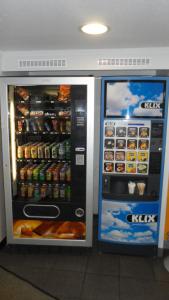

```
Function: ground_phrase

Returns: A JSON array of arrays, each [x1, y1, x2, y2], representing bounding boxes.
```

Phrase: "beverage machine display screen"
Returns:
[[105, 80, 165, 118]]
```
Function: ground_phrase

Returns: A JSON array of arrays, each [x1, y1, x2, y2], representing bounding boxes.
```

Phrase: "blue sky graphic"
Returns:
[[106, 81, 164, 117], [101, 201, 159, 244]]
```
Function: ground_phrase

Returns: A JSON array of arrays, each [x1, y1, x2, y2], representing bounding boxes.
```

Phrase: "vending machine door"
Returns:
[[0, 77, 94, 246]]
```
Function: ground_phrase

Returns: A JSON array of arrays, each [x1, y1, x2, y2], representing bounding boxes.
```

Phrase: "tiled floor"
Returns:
[[1, 217, 169, 300], [0, 246, 169, 300]]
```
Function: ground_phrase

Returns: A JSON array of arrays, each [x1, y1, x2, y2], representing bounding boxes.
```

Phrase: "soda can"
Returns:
[[27, 183, 34, 198], [53, 184, 59, 199]]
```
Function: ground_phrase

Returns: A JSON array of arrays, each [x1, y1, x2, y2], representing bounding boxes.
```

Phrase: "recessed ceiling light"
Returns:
[[81, 23, 108, 35]]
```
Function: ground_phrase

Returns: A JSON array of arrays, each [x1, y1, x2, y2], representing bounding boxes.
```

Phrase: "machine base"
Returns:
[[98, 241, 157, 256]]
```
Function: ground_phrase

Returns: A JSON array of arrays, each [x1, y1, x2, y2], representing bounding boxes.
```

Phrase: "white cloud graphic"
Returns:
[[101, 211, 130, 229], [134, 236, 155, 243], [101, 229, 132, 242], [134, 230, 152, 238], [106, 82, 139, 115], [102, 200, 134, 214], [148, 223, 158, 232]]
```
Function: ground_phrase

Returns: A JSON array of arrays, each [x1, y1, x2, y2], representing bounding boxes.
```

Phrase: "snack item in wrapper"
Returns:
[[104, 139, 115, 149], [139, 127, 149, 138], [104, 162, 114, 173], [138, 151, 148, 162], [126, 151, 137, 161], [104, 151, 114, 161], [126, 163, 136, 174], [115, 163, 125, 173], [58, 85, 71, 102], [138, 139, 149, 150], [116, 139, 126, 149], [105, 125, 115, 137], [116, 127, 126, 137], [115, 151, 125, 161], [128, 127, 138, 137], [137, 163, 148, 174], [127, 139, 137, 150]]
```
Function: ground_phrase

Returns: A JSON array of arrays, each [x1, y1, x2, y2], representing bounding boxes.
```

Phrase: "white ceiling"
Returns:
[[0, 0, 169, 51]]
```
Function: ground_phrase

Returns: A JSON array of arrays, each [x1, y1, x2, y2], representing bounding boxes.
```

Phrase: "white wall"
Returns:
[[2, 47, 169, 72]]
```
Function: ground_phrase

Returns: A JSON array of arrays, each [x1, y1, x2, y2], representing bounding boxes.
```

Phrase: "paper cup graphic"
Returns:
[[137, 182, 146, 195], [128, 181, 136, 194]]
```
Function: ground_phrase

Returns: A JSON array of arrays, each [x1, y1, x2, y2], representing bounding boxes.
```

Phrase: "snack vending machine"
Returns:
[[98, 77, 169, 254], [1, 77, 94, 246]]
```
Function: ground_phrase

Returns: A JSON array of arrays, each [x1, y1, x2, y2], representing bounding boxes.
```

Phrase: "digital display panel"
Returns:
[[105, 80, 165, 118]]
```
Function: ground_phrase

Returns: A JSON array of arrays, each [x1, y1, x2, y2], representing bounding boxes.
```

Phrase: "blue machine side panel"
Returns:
[[99, 200, 159, 244]]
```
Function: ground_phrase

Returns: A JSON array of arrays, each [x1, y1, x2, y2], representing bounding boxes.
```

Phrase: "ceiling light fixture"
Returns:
[[81, 23, 108, 35]]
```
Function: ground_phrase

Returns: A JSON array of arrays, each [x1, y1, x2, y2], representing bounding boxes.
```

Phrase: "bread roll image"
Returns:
[[13, 220, 42, 238], [55, 221, 86, 239]]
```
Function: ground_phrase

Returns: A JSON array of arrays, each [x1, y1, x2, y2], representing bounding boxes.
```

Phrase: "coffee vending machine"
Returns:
[[98, 77, 169, 255]]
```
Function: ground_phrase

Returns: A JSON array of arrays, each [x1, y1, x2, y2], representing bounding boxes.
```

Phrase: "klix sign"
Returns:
[[127, 214, 158, 223], [141, 102, 163, 110]]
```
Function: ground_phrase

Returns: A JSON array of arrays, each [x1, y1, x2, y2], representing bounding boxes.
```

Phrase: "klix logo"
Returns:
[[141, 102, 163, 110], [127, 214, 158, 223]]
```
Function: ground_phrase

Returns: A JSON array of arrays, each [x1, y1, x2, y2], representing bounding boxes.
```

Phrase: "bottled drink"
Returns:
[[51, 144, 58, 159], [47, 184, 53, 198], [17, 120, 24, 132], [66, 185, 71, 201], [27, 183, 34, 198], [52, 119, 59, 132], [25, 144, 31, 159], [66, 165, 71, 182], [20, 183, 27, 197], [27, 164, 37, 181], [58, 143, 65, 159], [17, 146, 24, 159], [60, 184, 66, 199], [65, 140, 71, 159], [34, 184, 40, 201], [60, 166, 66, 182], [40, 184, 47, 199], [31, 144, 38, 159], [25, 119, 29, 132], [53, 184, 59, 199], [66, 120, 71, 133]]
